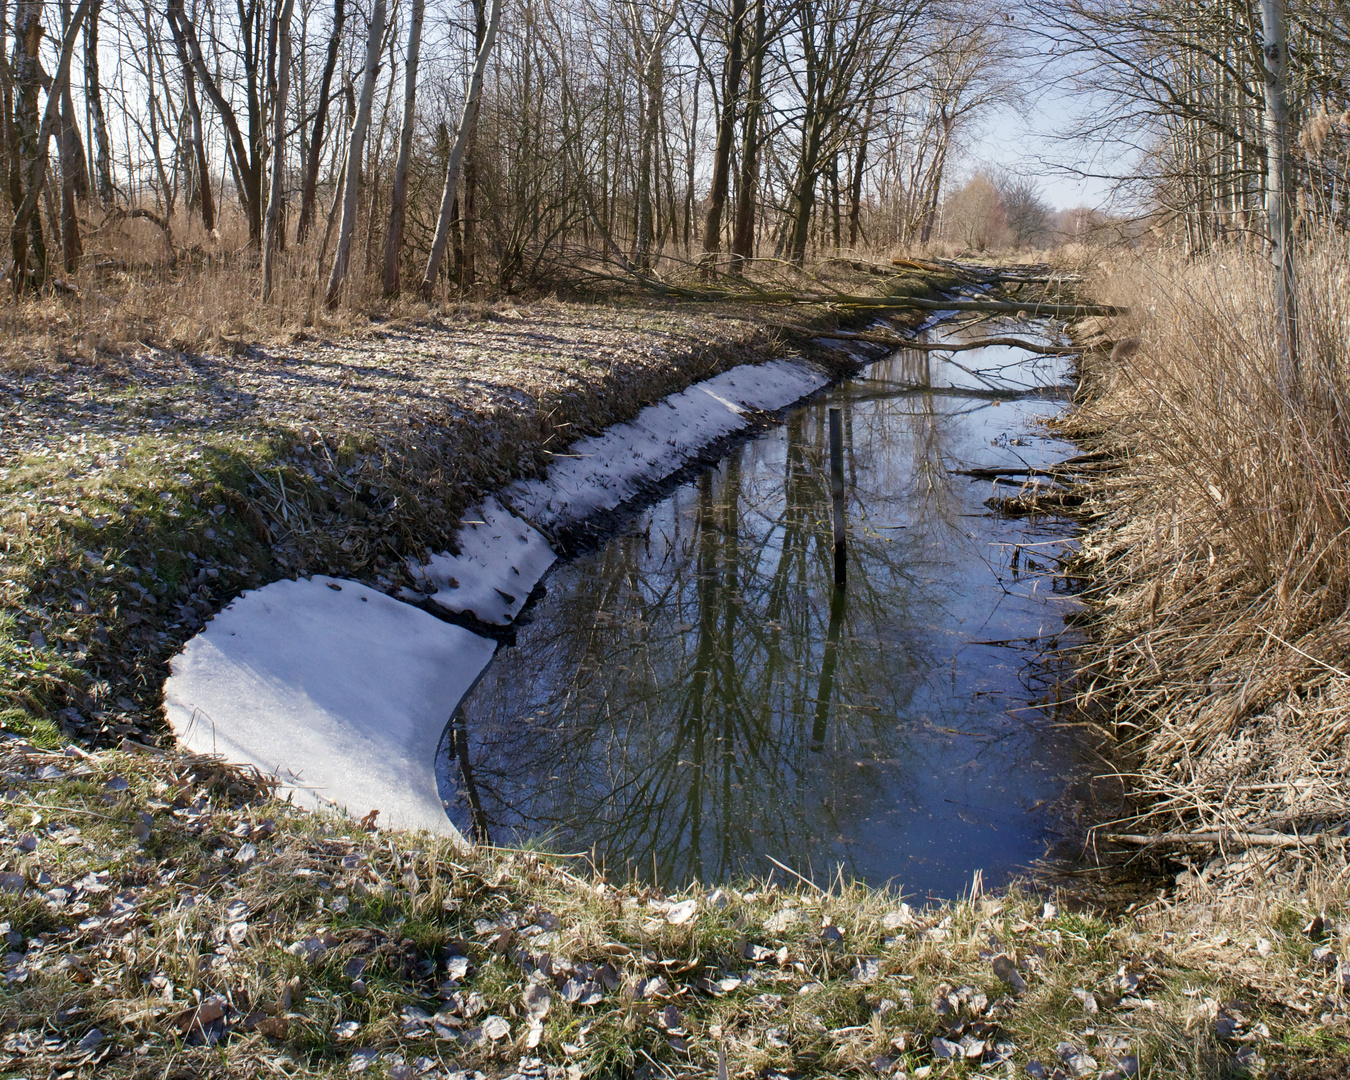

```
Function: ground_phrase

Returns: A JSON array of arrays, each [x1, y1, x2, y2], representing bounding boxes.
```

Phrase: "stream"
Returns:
[[436, 318, 1111, 898]]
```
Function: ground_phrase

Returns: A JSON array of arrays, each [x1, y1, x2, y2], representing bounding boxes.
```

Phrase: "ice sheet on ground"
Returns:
[[164, 576, 496, 841], [506, 358, 828, 530], [409, 496, 556, 625]]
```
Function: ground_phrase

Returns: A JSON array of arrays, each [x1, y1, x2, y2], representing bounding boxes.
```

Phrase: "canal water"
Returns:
[[437, 320, 1107, 898]]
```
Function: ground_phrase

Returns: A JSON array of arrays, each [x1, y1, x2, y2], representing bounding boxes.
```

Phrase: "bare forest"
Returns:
[[0, 0, 1345, 333]]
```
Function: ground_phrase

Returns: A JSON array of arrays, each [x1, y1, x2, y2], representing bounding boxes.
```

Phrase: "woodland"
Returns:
[[0, 0, 1338, 321]]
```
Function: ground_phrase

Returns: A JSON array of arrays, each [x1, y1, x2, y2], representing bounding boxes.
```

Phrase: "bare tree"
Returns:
[[419, 0, 500, 300], [1261, 0, 1297, 375], [168, 0, 267, 244], [262, 0, 297, 300], [324, 0, 385, 307], [698, 0, 745, 275], [381, 0, 422, 296], [295, 0, 345, 241]]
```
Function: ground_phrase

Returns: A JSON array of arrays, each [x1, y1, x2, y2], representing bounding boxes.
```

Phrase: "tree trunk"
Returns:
[[634, 35, 665, 272], [729, 0, 765, 271], [460, 0, 485, 285], [57, 0, 86, 271], [166, 4, 215, 231], [83, 0, 114, 204], [419, 0, 500, 300], [296, 0, 345, 242], [829, 152, 841, 250], [787, 115, 823, 265], [1260, 0, 1298, 378], [10, 0, 91, 293], [847, 110, 869, 248], [699, 0, 746, 277], [324, 0, 385, 308], [381, 0, 422, 296], [11, 0, 49, 288], [262, 0, 296, 300]]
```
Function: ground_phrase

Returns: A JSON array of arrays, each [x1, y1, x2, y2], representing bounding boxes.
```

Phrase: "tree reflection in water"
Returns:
[[440, 338, 1099, 896]]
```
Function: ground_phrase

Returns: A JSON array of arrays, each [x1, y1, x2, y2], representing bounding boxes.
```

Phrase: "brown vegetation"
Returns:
[[1066, 239, 1350, 872]]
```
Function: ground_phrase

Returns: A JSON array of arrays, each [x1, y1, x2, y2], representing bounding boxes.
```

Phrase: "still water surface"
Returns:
[[439, 322, 1102, 897]]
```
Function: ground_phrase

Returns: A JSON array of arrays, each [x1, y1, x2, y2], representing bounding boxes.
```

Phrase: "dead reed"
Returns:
[[1067, 238, 1350, 844]]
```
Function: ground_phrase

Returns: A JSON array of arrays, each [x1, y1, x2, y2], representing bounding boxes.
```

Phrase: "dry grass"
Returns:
[[2, 734, 1346, 1079], [1065, 238, 1350, 848]]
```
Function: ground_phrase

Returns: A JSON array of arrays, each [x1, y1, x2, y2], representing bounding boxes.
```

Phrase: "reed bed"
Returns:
[[1067, 238, 1350, 848]]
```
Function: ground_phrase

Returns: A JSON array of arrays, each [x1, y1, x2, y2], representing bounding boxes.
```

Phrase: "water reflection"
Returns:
[[440, 325, 1099, 896]]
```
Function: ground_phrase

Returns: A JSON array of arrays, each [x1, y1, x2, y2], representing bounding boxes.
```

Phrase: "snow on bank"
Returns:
[[408, 496, 555, 625], [505, 358, 829, 531], [164, 576, 496, 841], [164, 356, 832, 839]]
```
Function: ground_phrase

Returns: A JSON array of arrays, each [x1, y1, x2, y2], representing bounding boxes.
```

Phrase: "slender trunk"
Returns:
[[83, 0, 114, 204], [262, 0, 296, 300], [166, 5, 215, 230], [787, 117, 823, 265], [634, 34, 664, 271], [1260, 0, 1298, 378], [58, 0, 85, 271], [729, 0, 764, 271], [361, 36, 396, 278], [917, 118, 951, 244], [699, 0, 746, 277], [315, 105, 349, 274], [324, 0, 385, 308], [450, 192, 463, 282], [381, 0, 423, 296], [829, 152, 840, 250], [460, 0, 485, 285], [141, 2, 173, 213], [295, 0, 344, 241], [847, 110, 869, 248], [420, 0, 500, 300]]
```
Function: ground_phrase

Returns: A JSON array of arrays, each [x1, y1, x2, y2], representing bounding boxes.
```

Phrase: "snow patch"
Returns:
[[505, 358, 828, 531], [409, 497, 555, 625], [163, 576, 496, 841]]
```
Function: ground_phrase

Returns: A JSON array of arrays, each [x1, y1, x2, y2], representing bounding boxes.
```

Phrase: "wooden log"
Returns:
[[1106, 829, 1339, 849]]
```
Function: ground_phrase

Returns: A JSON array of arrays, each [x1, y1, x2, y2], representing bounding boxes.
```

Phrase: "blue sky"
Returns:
[[962, 87, 1120, 211]]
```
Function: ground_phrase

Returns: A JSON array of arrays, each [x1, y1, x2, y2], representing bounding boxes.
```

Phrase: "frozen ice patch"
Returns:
[[164, 576, 495, 841], [506, 359, 827, 531], [409, 497, 556, 626]]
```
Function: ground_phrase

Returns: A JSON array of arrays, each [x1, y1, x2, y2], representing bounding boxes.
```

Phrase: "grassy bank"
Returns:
[[0, 260, 959, 753], [1, 734, 1343, 1079]]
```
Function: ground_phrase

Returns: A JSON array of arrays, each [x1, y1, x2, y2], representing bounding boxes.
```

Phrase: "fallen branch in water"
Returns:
[[818, 329, 1086, 355], [625, 278, 1126, 319]]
